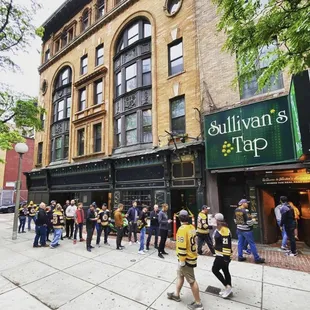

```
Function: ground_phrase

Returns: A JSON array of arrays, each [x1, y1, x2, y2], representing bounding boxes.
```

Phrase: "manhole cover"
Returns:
[[205, 285, 221, 295]]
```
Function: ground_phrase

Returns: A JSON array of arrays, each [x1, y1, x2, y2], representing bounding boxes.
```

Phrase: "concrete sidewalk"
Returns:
[[0, 214, 309, 310]]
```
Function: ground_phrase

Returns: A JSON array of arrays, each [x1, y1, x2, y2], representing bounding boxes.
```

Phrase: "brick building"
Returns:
[[0, 138, 34, 205], [26, 0, 205, 218], [195, 1, 310, 245]]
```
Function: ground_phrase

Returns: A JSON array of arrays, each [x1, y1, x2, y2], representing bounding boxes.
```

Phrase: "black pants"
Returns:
[[158, 229, 168, 253], [128, 222, 138, 242], [66, 219, 74, 238], [285, 226, 297, 254], [18, 217, 26, 232], [197, 233, 215, 254], [146, 225, 159, 248], [116, 227, 123, 249], [212, 256, 231, 287], [86, 226, 95, 249], [46, 227, 52, 241], [102, 226, 110, 243], [74, 223, 83, 240]]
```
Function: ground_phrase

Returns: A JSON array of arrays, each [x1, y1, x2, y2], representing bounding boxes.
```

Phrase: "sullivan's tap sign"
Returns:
[[204, 96, 300, 169]]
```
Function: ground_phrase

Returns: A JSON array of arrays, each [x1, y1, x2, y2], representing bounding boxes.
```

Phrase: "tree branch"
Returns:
[[1, 112, 16, 124], [0, 0, 13, 34]]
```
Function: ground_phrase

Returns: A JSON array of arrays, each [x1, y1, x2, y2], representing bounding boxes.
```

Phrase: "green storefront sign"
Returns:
[[204, 96, 301, 169]]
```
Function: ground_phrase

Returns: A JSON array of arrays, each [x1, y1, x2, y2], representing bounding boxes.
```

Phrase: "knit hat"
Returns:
[[179, 209, 188, 216], [214, 213, 224, 222]]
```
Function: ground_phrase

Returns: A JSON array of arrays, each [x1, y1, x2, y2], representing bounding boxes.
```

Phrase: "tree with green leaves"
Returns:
[[212, 0, 310, 91], [0, 0, 44, 153]]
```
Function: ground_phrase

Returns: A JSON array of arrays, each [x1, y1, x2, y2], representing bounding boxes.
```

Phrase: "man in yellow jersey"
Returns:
[[167, 210, 204, 310]]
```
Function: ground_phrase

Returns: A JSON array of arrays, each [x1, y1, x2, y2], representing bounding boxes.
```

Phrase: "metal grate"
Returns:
[[205, 286, 221, 295]]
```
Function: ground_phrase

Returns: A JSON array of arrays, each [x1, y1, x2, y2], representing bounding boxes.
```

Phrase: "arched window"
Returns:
[[81, 9, 89, 31], [50, 66, 72, 162], [114, 19, 152, 149]]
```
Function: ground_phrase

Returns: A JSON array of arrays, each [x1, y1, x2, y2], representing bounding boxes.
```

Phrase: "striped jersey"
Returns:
[[213, 226, 232, 258], [234, 207, 254, 231], [176, 224, 197, 267]]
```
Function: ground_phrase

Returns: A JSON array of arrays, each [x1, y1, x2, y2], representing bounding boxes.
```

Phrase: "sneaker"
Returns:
[[73, 240, 77, 245], [158, 253, 165, 259], [33, 245, 41, 248], [222, 286, 232, 299], [219, 288, 226, 296], [167, 292, 181, 302], [22, 231, 26, 233], [120, 245, 125, 249], [129, 241, 133, 245], [90, 245, 95, 249], [138, 250, 145, 255], [281, 246, 288, 251], [135, 241, 140, 244], [104, 242, 110, 246], [212, 254, 217, 257], [243, 250, 251, 255], [50, 245, 56, 249], [255, 258, 265, 264], [187, 301, 204, 310], [87, 248, 91, 252], [162, 251, 169, 255], [238, 257, 246, 262], [146, 247, 150, 251], [116, 247, 123, 250], [286, 251, 298, 257], [41, 244, 49, 248]]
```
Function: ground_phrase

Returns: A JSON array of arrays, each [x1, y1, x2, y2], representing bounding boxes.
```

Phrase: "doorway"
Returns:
[[170, 189, 197, 220], [91, 191, 109, 208]]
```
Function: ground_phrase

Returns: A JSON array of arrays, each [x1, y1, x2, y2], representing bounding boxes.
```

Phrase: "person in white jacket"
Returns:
[[65, 200, 77, 239]]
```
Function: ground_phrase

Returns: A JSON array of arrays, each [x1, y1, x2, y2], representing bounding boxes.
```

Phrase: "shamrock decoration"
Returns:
[[222, 141, 234, 157]]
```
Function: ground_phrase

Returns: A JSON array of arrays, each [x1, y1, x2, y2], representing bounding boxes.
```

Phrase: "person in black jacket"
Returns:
[[146, 204, 159, 250], [86, 204, 98, 252], [158, 203, 172, 258], [33, 202, 49, 248], [138, 207, 148, 254], [46, 206, 53, 242], [126, 200, 139, 245], [280, 196, 297, 256]]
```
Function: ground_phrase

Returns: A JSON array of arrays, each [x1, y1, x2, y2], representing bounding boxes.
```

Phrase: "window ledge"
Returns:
[[72, 152, 106, 161], [74, 66, 107, 88], [73, 102, 106, 124], [239, 88, 287, 104], [168, 70, 186, 80]]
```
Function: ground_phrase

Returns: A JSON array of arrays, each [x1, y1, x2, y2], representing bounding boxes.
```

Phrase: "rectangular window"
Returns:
[[93, 123, 102, 153], [94, 80, 103, 105], [125, 63, 137, 92], [66, 96, 71, 118], [116, 118, 122, 147], [171, 96, 185, 134], [82, 12, 89, 31], [169, 39, 184, 76], [142, 109, 152, 143], [79, 88, 86, 111], [61, 68, 69, 85], [144, 23, 151, 38], [62, 32, 68, 48], [125, 113, 137, 145], [40, 113, 45, 129], [98, 0, 105, 18], [68, 28, 74, 42], [54, 39, 60, 53], [128, 23, 139, 45], [77, 129, 85, 156], [64, 135, 69, 159], [57, 100, 64, 120], [37, 142, 43, 164], [44, 49, 50, 62], [55, 137, 63, 160], [96, 44, 104, 66], [80, 55, 88, 75], [240, 42, 283, 99], [116, 72, 122, 97], [142, 58, 151, 86]]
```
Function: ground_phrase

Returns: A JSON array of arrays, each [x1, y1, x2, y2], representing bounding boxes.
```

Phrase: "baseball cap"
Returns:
[[214, 213, 224, 222], [238, 199, 249, 205], [179, 209, 188, 216], [50, 200, 56, 204], [91, 202, 97, 207], [102, 203, 107, 207], [201, 205, 210, 211]]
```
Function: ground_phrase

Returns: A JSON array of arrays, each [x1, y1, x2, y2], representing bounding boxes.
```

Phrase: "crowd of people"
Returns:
[[17, 194, 299, 310]]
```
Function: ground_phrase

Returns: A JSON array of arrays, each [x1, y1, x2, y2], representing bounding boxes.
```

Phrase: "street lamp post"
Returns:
[[12, 143, 29, 240]]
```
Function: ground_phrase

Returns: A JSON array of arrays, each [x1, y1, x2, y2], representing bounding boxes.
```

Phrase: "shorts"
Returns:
[[177, 265, 195, 284]]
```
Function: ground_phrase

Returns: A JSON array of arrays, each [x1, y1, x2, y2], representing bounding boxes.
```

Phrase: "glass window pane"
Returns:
[[96, 81, 102, 94], [61, 69, 68, 84], [126, 129, 137, 145], [97, 46, 103, 58], [241, 75, 259, 99], [117, 118, 121, 133], [128, 23, 139, 45], [143, 110, 152, 126], [126, 63, 137, 79], [144, 23, 151, 38], [56, 137, 62, 149], [126, 77, 137, 92], [142, 58, 151, 73], [170, 41, 183, 61], [143, 72, 151, 86], [117, 72, 122, 85], [116, 134, 121, 147], [170, 57, 184, 75], [172, 116, 185, 134], [143, 126, 152, 143], [58, 100, 64, 111], [126, 113, 137, 130], [171, 98, 185, 118], [81, 89, 86, 101]]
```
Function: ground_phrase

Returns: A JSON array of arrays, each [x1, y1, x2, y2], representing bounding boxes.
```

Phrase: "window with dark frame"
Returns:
[[79, 88, 86, 111], [77, 129, 85, 156], [97, 0, 105, 18], [93, 123, 102, 153], [240, 42, 284, 99], [82, 10, 89, 31], [62, 32, 68, 47], [37, 142, 43, 164], [170, 96, 185, 134], [68, 28, 74, 42], [168, 39, 184, 76], [96, 44, 104, 66], [54, 39, 60, 53], [80, 55, 88, 75], [55, 137, 63, 161], [114, 19, 152, 148], [44, 49, 50, 62], [94, 80, 103, 105], [40, 113, 45, 129]]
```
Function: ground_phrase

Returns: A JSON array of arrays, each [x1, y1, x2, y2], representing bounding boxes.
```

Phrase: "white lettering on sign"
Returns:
[[208, 108, 288, 158]]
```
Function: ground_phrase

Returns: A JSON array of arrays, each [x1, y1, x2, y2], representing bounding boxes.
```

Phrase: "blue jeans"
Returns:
[[139, 227, 146, 251], [19, 216, 26, 232], [237, 230, 260, 261], [33, 225, 47, 246], [277, 220, 287, 247], [51, 228, 62, 247], [28, 216, 36, 230]]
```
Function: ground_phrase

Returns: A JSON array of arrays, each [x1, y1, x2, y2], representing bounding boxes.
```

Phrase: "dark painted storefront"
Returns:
[[204, 73, 310, 246]]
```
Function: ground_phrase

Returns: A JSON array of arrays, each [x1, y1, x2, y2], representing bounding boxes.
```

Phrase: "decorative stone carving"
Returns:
[[124, 93, 137, 111], [124, 48, 137, 63]]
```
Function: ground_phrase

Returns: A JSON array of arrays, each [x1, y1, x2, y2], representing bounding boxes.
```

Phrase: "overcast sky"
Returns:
[[0, 0, 65, 97]]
